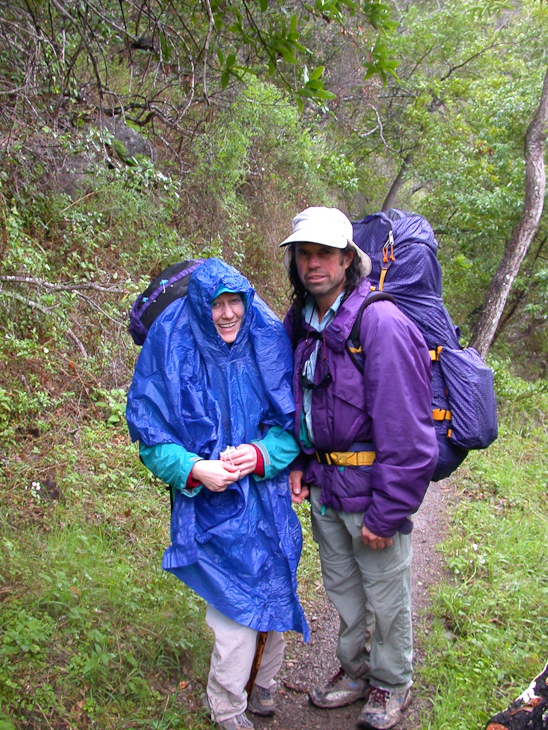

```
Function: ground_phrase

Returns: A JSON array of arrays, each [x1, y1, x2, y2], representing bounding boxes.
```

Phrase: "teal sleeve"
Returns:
[[251, 426, 301, 481], [139, 442, 203, 497]]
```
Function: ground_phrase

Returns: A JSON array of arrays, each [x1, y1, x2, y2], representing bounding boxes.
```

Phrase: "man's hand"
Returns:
[[289, 470, 309, 504], [362, 525, 393, 550], [191, 460, 240, 492], [225, 444, 257, 477]]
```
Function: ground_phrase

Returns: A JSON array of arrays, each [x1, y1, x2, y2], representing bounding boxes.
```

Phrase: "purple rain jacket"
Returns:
[[285, 278, 439, 538]]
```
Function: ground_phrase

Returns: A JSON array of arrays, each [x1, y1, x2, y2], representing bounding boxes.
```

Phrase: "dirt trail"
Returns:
[[252, 478, 452, 730]]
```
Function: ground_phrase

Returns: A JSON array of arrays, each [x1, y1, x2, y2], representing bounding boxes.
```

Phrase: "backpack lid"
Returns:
[[128, 259, 203, 345]]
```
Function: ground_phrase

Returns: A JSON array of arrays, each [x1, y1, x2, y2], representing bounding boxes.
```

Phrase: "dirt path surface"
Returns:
[[252, 479, 452, 730]]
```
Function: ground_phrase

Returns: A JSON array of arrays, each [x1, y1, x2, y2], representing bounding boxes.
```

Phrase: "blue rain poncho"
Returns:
[[126, 259, 309, 639]]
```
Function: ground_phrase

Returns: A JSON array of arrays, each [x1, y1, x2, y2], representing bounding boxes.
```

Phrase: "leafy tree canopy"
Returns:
[[321, 0, 548, 366], [0, 0, 398, 139]]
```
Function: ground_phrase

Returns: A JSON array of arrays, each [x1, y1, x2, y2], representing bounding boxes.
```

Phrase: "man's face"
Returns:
[[294, 242, 353, 304]]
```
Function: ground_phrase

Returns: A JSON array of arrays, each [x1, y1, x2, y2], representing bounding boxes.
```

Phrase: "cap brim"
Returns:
[[279, 228, 347, 249]]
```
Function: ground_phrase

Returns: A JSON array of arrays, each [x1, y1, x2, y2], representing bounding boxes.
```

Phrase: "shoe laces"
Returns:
[[256, 686, 271, 700], [369, 688, 388, 709], [235, 713, 253, 729]]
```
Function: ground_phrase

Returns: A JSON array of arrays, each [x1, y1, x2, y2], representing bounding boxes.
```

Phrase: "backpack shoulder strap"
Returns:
[[288, 305, 305, 351], [347, 290, 396, 373]]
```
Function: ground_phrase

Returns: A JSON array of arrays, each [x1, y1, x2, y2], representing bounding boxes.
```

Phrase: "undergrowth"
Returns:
[[415, 362, 548, 730], [2, 344, 547, 730], [0, 416, 212, 729], [0, 128, 332, 729]]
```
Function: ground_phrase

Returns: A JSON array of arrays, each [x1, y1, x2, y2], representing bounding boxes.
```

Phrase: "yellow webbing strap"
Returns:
[[430, 346, 443, 361], [432, 408, 452, 421], [316, 450, 376, 467], [379, 268, 387, 291]]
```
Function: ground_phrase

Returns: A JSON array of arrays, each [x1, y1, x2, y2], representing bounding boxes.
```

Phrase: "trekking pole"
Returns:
[[245, 631, 268, 696]]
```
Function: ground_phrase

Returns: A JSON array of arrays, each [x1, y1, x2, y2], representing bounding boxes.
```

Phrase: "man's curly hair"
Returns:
[[285, 244, 365, 315]]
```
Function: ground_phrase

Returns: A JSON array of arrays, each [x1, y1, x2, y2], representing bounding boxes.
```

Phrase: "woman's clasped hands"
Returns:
[[190, 444, 258, 492]]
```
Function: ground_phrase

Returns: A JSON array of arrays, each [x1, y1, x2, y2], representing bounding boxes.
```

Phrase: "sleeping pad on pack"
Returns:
[[126, 258, 309, 639]]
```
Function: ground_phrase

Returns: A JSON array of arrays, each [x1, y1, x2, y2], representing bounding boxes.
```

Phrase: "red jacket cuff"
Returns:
[[186, 471, 201, 489], [252, 444, 265, 477]]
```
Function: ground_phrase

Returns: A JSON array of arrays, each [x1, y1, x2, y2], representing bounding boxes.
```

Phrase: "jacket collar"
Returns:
[[302, 278, 371, 353]]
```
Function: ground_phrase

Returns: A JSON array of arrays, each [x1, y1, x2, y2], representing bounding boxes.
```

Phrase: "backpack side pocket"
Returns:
[[438, 347, 498, 450]]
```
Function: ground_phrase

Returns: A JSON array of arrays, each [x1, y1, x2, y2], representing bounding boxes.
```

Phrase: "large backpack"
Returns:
[[351, 209, 498, 482], [128, 259, 203, 345]]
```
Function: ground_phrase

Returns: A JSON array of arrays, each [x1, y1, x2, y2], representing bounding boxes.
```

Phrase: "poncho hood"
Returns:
[[127, 258, 295, 455]]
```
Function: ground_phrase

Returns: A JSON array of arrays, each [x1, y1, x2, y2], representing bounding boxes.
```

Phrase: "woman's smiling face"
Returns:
[[211, 292, 245, 343]]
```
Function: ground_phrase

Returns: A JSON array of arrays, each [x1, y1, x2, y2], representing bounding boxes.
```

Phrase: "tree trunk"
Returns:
[[491, 235, 547, 345], [470, 65, 548, 359], [382, 154, 413, 211]]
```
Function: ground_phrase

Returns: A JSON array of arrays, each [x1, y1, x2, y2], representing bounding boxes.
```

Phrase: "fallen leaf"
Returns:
[[70, 699, 86, 718], [178, 680, 189, 690]]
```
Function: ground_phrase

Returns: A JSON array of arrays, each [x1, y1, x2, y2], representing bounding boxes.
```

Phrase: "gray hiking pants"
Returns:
[[310, 488, 413, 690]]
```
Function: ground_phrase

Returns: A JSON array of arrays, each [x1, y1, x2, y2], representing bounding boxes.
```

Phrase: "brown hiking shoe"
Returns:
[[247, 685, 276, 716]]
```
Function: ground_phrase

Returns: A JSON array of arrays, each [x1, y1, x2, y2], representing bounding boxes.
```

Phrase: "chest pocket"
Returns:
[[312, 350, 369, 451]]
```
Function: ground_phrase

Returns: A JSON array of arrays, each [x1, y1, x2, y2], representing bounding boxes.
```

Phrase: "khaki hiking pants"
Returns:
[[205, 604, 285, 722], [310, 487, 413, 691]]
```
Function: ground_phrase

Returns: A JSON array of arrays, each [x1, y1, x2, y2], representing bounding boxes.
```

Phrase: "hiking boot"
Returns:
[[309, 667, 371, 708], [201, 694, 255, 730], [247, 684, 276, 716], [213, 713, 254, 730], [357, 685, 412, 729]]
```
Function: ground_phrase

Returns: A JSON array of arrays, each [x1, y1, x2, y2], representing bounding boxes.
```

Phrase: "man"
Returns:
[[280, 206, 438, 730]]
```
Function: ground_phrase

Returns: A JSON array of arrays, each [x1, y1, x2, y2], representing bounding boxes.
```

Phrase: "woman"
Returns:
[[126, 258, 308, 730]]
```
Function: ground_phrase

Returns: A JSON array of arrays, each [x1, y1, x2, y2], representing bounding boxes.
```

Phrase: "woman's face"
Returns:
[[211, 292, 245, 343]]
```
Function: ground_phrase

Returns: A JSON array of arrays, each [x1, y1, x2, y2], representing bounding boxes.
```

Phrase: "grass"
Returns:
[[0, 418, 214, 729], [414, 371, 548, 729]]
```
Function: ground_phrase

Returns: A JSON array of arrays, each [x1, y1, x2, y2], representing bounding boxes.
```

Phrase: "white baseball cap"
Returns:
[[280, 206, 371, 275]]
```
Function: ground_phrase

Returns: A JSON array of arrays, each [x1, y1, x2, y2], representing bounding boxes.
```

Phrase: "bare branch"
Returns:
[[371, 105, 398, 153], [0, 276, 125, 293], [202, 0, 215, 104], [0, 290, 88, 357], [73, 291, 125, 326], [440, 37, 500, 82]]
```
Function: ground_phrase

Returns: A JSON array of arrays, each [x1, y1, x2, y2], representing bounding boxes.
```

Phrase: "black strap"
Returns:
[[346, 291, 396, 374]]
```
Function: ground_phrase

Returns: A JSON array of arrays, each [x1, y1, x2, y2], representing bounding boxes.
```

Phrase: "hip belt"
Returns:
[[315, 442, 376, 467]]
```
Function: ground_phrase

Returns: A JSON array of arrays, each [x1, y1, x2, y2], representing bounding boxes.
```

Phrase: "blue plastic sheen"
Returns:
[[126, 259, 309, 639]]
